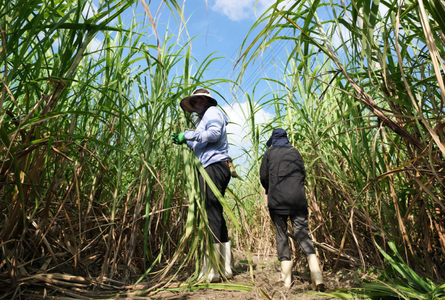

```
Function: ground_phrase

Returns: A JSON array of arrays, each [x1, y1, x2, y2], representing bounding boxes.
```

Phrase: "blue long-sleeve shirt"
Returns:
[[183, 106, 231, 168]]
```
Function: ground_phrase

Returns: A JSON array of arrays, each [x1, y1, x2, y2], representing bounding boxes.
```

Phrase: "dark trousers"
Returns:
[[198, 161, 231, 243], [270, 210, 316, 261]]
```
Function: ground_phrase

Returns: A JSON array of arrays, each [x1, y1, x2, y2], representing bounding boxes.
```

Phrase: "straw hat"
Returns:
[[180, 88, 218, 112]]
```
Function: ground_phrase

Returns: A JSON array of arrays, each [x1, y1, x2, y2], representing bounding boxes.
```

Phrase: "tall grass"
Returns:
[[322, 241, 445, 299], [0, 1, 251, 297], [236, 0, 445, 280], [2, 0, 445, 298]]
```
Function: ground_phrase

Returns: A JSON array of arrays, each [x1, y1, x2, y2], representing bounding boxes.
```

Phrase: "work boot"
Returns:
[[307, 254, 324, 291], [220, 241, 233, 279], [280, 260, 293, 288], [198, 243, 220, 283]]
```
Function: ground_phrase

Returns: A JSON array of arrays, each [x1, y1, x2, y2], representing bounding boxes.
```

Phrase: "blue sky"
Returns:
[[136, 1, 280, 161], [85, 0, 367, 165], [84, 0, 283, 167], [129, 1, 399, 168], [85, 0, 363, 165]]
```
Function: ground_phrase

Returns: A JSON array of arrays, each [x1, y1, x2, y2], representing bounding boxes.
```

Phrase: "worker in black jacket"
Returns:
[[260, 128, 324, 290]]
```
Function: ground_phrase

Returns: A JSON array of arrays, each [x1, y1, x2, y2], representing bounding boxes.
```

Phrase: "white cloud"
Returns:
[[221, 101, 273, 159], [379, 3, 390, 19], [87, 37, 104, 56], [211, 0, 286, 21], [82, 2, 98, 20], [329, 22, 352, 49]]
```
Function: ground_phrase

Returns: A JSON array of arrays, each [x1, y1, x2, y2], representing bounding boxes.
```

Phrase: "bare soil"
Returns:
[[152, 250, 364, 300], [5, 250, 364, 299]]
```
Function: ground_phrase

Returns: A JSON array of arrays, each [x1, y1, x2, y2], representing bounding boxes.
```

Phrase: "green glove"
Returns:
[[172, 132, 186, 145]]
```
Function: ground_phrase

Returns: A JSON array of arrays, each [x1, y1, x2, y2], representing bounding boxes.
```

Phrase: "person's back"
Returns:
[[261, 146, 308, 212], [260, 128, 324, 290]]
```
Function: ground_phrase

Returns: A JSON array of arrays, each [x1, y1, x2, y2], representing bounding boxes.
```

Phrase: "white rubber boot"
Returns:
[[281, 260, 293, 288], [307, 254, 324, 291], [220, 241, 233, 279], [198, 243, 220, 283]]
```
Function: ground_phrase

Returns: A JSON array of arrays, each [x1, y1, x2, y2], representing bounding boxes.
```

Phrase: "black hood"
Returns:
[[266, 128, 291, 147]]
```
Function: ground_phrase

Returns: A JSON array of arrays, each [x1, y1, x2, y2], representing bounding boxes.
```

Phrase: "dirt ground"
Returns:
[[151, 250, 364, 300], [5, 250, 364, 299]]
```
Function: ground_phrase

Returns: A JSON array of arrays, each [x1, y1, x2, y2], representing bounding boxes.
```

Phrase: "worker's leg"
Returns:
[[270, 211, 292, 287], [269, 211, 291, 261], [289, 209, 316, 256], [199, 161, 231, 243], [290, 210, 324, 290]]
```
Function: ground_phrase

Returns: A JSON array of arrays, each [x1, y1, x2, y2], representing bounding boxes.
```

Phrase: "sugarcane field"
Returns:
[[1, 0, 445, 299]]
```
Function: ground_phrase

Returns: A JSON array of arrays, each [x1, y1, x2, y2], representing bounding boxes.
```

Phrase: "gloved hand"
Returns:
[[172, 132, 186, 145]]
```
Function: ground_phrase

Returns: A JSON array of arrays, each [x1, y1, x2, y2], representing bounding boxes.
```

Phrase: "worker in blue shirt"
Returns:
[[172, 88, 233, 283]]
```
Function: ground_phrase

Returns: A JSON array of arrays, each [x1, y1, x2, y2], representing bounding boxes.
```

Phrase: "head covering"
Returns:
[[180, 88, 218, 112], [266, 128, 292, 147]]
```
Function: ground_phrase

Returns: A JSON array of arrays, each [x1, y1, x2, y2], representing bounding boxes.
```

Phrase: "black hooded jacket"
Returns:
[[260, 129, 308, 214]]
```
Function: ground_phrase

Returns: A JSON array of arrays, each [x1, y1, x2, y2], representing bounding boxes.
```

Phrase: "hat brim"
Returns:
[[180, 95, 217, 112]]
